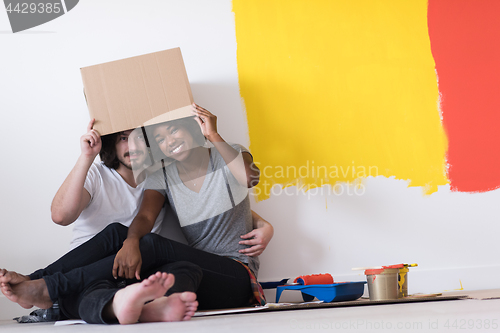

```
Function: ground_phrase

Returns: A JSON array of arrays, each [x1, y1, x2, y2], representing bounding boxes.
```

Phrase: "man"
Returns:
[[2, 120, 166, 322], [1, 119, 273, 322], [51, 120, 163, 249]]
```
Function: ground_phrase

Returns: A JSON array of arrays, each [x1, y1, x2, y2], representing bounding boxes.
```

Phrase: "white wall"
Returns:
[[1, 0, 499, 320]]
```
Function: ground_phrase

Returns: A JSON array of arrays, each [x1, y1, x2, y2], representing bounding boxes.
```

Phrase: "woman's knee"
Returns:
[[140, 232, 164, 246], [163, 261, 203, 281]]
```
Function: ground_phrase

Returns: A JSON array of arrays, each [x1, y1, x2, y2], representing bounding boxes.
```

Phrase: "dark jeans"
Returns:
[[62, 280, 121, 324], [30, 223, 252, 312]]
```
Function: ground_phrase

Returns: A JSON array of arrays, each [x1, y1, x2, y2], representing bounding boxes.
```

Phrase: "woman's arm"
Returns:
[[239, 210, 274, 257], [112, 189, 165, 280], [192, 104, 260, 187]]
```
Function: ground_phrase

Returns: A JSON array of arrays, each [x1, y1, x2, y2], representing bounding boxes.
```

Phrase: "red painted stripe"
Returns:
[[428, 0, 500, 192]]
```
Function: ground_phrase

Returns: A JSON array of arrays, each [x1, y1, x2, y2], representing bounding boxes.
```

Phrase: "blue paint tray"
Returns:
[[276, 281, 366, 303]]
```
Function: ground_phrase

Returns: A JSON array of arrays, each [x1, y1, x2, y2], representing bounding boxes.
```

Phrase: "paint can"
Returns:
[[365, 267, 399, 301]]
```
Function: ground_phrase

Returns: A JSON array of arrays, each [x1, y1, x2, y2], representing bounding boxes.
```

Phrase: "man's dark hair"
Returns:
[[99, 132, 120, 169]]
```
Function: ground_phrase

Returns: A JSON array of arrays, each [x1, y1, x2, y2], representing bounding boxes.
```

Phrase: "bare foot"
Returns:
[[112, 272, 175, 325], [0, 269, 30, 285], [0, 279, 52, 309], [139, 292, 198, 322]]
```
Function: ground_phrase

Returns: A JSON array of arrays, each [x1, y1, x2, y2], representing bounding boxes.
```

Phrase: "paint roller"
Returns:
[[294, 273, 334, 285]]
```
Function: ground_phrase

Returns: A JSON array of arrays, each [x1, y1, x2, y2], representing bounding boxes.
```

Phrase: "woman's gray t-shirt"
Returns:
[[144, 143, 259, 276]]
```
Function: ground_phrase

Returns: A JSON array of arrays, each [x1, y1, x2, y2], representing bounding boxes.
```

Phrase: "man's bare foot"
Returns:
[[0, 269, 30, 285], [111, 272, 175, 325], [139, 292, 198, 322], [0, 279, 52, 309]]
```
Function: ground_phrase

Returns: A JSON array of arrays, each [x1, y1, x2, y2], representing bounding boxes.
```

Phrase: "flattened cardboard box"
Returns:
[[81, 47, 194, 136]]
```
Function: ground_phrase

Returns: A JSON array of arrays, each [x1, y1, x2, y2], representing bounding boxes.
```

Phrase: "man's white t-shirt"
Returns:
[[69, 162, 164, 250]]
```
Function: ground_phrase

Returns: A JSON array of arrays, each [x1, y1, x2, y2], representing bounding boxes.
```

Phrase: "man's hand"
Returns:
[[239, 222, 274, 257], [81, 118, 101, 160], [112, 239, 142, 280]]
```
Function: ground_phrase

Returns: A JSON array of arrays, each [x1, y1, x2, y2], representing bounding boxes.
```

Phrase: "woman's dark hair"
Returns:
[[99, 132, 120, 169], [172, 117, 206, 147]]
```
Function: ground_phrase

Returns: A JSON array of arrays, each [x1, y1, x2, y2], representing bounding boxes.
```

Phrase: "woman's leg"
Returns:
[[139, 233, 252, 310], [44, 252, 203, 304], [142, 261, 203, 296]]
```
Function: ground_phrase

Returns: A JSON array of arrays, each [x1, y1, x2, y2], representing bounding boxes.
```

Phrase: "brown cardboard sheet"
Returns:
[[81, 47, 193, 136], [193, 294, 468, 317]]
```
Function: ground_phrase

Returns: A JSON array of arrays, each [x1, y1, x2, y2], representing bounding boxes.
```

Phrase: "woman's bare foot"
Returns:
[[0, 269, 30, 285], [139, 292, 198, 322], [111, 272, 175, 325], [0, 279, 52, 309]]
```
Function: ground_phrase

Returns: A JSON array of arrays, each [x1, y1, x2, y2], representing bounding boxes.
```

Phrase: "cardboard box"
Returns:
[[80, 47, 193, 136]]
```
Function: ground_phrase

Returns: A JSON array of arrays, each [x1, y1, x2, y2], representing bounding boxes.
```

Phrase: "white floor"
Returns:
[[1, 291, 499, 333]]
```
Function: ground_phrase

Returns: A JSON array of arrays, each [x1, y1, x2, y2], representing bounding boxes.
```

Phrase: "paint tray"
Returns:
[[260, 279, 290, 289], [276, 282, 366, 303]]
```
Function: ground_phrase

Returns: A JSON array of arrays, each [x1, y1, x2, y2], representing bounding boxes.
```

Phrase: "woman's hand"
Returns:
[[191, 103, 221, 142], [238, 222, 274, 257], [112, 238, 142, 280], [191, 103, 259, 187]]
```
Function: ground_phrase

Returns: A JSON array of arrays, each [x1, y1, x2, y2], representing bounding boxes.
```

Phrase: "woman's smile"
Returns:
[[168, 142, 185, 156]]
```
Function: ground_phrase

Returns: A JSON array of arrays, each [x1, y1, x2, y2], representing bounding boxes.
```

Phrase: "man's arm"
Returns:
[[239, 210, 274, 257], [51, 119, 101, 226]]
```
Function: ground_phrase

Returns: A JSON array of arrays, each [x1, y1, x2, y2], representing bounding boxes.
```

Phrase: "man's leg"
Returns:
[[0, 223, 128, 286], [0, 223, 129, 318], [0, 223, 129, 309], [66, 272, 197, 324], [29, 223, 129, 279], [0, 255, 118, 309]]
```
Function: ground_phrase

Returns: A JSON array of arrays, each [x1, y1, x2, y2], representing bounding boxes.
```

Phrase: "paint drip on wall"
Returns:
[[233, 0, 448, 200]]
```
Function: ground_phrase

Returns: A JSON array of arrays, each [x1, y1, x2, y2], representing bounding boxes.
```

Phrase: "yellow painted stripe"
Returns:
[[233, 0, 448, 200]]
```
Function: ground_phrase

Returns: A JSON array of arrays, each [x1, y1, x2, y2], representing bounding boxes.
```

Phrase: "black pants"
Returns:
[[30, 223, 252, 312]]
